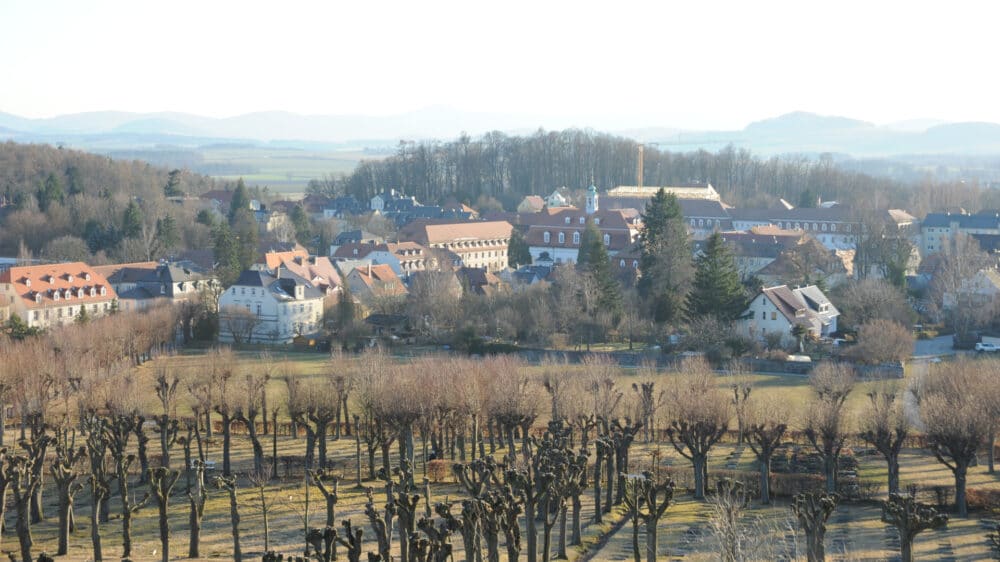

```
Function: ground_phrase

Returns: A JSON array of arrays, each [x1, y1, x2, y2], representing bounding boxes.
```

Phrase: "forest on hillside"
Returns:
[[0, 142, 219, 262], [327, 130, 1000, 215]]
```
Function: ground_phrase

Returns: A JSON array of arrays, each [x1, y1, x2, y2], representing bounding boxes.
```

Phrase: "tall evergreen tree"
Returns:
[[164, 169, 183, 197], [122, 200, 144, 239], [212, 223, 242, 286], [228, 179, 251, 225], [638, 189, 693, 324], [688, 232, 746, 320], [289, 205, 311, 244], [508, 228, 532, 268], [577, 219, 623, 323]]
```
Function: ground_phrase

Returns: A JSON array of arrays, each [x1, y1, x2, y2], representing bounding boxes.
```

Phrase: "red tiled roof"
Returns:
[[0, 262, 117, 309], [399, 220, 513, 245]]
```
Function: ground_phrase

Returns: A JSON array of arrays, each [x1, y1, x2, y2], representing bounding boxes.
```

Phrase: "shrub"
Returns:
[[427, 460, 451, 484], [967, 488, 1000, 512]]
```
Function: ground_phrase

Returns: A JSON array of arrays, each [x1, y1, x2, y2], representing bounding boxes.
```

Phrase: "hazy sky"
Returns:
[[2, 0, 996, 129]]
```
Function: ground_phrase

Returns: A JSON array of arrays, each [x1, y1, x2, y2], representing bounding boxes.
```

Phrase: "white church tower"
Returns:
[[585, 184, 599, 215]]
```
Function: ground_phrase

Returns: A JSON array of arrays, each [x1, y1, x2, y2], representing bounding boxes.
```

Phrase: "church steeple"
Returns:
[[585, 184, 599, 215]]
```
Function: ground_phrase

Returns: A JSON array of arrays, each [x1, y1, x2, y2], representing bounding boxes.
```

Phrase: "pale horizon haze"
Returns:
[[3, 0, 999, 131]]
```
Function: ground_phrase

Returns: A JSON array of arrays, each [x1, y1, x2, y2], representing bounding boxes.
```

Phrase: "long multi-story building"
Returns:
[[921, 211, 1000, 255], [398, 220, 513, 272], [0, 262, 117, 328]]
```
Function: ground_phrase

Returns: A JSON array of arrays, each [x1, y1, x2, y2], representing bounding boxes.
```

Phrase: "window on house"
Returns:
[[620, 259, 626, 268], [690, 219, 696, 226], [822, 223, 828, 231], [771, 312, 777, 320], [632, 260, 638, 269], [845, 224, 852, 232], [543, 231, 550, 243], [564, 217, 570, 224], [241, 287, 245, 295], [558, 232, 565, 244], [595, 218, 601, 225], [603, 234, 610, 245], [698, 219, 704, 227], [573, 232, 580, 244], [831, 224, 837, 232], [256, 304, 261, 316], [761, 311, 766, 320]]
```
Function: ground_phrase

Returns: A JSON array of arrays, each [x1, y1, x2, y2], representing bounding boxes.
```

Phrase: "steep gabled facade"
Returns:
[[218, 269, 325, 344]]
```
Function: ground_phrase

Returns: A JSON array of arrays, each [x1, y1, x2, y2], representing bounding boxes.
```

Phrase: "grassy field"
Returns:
[[21, 350, 999, 561], [198, 146, 375, 196]]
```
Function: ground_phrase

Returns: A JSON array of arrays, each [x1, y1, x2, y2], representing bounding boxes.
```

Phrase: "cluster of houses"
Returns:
[[4, 179, 1000, 350]]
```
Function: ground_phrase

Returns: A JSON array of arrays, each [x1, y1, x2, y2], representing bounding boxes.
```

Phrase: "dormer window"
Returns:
[[564, 217, 570, 224], [67, 274, 74, 283], [83, 273, 91, 281], [23, 278, 30, 287], [34, 292, 41, 303], [100, 287, 107, 296], [579, 217, 585, 224], [77, 288, 85, 298], [89, 287, 96, 297], [63, 289, 71, 300], [53, 291, 60, 301]]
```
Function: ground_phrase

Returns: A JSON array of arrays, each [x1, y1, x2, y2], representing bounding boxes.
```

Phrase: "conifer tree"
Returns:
[[638, 189, 693, 323], [688, 232, 745, 320], [508, 228, 532, 268], [577, 219, 623, 323], [228, 179, 251, 224]]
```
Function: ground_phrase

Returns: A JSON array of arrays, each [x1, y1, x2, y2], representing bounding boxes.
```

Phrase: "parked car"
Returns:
[[975, 342, 1000, 352]]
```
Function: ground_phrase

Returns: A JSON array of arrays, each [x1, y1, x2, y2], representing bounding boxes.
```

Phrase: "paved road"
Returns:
[[912, 335, 956, 357]]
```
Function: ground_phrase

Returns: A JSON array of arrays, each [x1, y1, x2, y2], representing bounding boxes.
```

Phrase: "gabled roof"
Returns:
[[760, 285, 808, 324], [754, 284, 838, 331], [923, 211, 1000, 230], [230, 268, 324, 299], [0, 262, 117, 308], [399, 220, 513, 245], [92, 261, 160, 284], [349, 264, 408, 297]]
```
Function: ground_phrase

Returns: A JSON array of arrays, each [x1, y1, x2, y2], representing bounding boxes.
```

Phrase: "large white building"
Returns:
[[524, 187, 641, 264], [218, 269, 325, 344]]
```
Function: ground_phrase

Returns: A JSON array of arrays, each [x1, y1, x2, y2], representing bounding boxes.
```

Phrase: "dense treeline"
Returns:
[[0, 142, 217, 262], [331, 130, 1000, 215]]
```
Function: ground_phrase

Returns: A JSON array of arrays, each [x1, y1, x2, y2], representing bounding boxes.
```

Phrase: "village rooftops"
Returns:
[[0, 262, 116, 308]]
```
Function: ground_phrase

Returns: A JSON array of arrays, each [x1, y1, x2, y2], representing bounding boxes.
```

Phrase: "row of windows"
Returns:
[[542, 232, 611, 245], [776, 221, 849, 233], [563, 216, 601, 225], [33, 302, 108, 321]]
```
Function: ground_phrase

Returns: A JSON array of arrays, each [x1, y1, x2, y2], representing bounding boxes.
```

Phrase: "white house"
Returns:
[[546, 189, 569, 208], [737, 285, 839, 346], [218, 269, 325, 344]]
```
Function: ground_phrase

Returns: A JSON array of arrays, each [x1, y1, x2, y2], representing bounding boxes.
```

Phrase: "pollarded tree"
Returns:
[[688, 232, 746, 320], [50, 432, 87, 556], [148, 467, 181, 562], [152, 366, 181, 469], [84, 418, 114, 562], [622, 471, 675, 562], [792, 492, 839, 562], [663, 358, 730, 499], [803, 363, 856, 493], [914, 358, 990, 517], [310, 469, 340, 528], [743, 395, 789, 505], [881, 493, 948, 562], [211, 351, 238, 476], [215, 475, 242, 562], [187, 459, 208, 559], [232, 369, 269, 475], [8, 433, 53, 562], [104, 413, 150, 560], [859, 385, 909, 494]]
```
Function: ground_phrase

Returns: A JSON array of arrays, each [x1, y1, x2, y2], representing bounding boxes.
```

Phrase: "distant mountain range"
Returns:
[[2, 108, 1000, 157]]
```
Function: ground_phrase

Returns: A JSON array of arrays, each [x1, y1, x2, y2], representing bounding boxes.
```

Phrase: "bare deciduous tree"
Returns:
[[914, 358, 990, 517], [859, 385, 909, 494], [663, 358, 730, 499], [803, 363, 855, 493]]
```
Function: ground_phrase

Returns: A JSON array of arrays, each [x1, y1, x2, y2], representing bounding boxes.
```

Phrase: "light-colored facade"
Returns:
[[921, 212, 1000, 255], [218, 269, 325, 344], [0, 262, 117, 328], [398, 220, 513, 272], [607, 183, 721, 202], [737, 285, 839, 346]]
